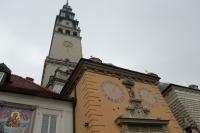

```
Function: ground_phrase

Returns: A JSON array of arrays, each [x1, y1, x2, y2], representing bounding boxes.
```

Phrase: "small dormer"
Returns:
[[0, 63, 11, 84]]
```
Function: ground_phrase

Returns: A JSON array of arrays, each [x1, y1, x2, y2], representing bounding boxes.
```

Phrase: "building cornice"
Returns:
[[41, 56, 77, 85], [46, 57, 77, 67], [61, 58, 160, 95], [162, 83, 200, 96], [116, 117, 169, 126]]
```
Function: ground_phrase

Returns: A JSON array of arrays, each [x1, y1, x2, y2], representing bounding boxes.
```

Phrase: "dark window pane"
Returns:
[[41, 115, 49, 133], [66, 30, 70, 35], [57, 28, 63, 33], [73, 32, 77, 36], [50, 115, 57, 133]]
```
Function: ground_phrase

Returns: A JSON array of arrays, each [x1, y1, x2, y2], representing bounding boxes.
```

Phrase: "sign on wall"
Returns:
[[0, 106, 33, 133]]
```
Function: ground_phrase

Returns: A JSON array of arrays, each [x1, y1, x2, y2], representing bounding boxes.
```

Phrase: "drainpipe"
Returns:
[[73, 97, 77, 133]]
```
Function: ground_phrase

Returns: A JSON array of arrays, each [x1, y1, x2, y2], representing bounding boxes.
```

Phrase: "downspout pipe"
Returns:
[[73, 97, 77, 133]]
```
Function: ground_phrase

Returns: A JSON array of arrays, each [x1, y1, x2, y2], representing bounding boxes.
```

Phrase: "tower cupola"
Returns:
[[58, 2, 79, 29], [60, 4, 74, 19]]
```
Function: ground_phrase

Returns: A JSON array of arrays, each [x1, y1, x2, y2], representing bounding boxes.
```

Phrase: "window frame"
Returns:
[[41, 114, 57, 133], [39, 108, 62, 133]]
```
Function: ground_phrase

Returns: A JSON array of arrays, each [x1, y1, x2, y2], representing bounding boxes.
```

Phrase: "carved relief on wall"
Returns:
[[119, 79, 169, 133], [127, 98, 150, 119], [122, 79, 150, 119]]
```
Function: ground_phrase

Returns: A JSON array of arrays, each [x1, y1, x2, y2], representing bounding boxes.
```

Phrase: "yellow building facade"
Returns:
[[62, 58, 183, 133]]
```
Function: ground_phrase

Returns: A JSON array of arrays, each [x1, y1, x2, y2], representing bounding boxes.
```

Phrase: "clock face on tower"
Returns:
[[101, 80, 124, 103], [139, 88, 157, 108], [63, 41, 73, 48]]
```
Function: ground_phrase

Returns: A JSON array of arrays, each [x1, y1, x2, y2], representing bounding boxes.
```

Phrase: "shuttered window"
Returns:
[[41, 114, 57, 133]]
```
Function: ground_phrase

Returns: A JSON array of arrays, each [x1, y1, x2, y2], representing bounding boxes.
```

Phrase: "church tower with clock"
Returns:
[[41, 2, 82, 93]]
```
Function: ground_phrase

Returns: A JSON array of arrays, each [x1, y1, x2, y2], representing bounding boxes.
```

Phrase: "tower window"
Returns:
[[65, 30, 70, 35], [73, 32, 78, 36], [60, 12, 65, 17], [57, 28, 63, 33]]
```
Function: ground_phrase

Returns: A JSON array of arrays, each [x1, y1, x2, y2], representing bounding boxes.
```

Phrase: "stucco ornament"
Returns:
[[122, 79, 150, 119], [122, 79, 135, 97], [127, 98, 150, 119]]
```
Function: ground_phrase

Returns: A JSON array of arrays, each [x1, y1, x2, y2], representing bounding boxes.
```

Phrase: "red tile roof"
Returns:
[[0, 74, 74, 102]]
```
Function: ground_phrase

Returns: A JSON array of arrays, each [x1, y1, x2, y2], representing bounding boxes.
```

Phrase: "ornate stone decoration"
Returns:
[[117, 79, 170, 133], [115, 117, 169, 133], [122, 79, 150, 119], [122, 79, 135, 98], [127, 98, 150, 119], [122, 79, 134, 89]]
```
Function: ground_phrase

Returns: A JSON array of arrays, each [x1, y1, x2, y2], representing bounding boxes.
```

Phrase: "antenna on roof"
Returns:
[[67, 0, 69, 5], [145, 69, 148, 73]]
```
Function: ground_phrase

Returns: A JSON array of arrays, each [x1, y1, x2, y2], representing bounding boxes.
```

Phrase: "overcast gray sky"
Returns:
[[0, 0, 199, 87]]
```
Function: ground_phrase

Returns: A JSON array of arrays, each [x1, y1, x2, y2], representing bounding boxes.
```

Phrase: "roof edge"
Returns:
[[162, 83, 200, 95], [0, 87, 75, 102], [61, 58, 161, 95]]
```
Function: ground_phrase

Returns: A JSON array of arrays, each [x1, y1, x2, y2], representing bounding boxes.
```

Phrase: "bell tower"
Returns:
[[41, 2, 82, 93]]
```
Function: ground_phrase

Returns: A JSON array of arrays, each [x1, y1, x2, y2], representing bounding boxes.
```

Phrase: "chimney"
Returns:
[[147, 72, 159, 77], [0, 63, 11, 84], [188, 84, 198, 90], [26, 77, 34, 82], [89, 57, 102, 63]]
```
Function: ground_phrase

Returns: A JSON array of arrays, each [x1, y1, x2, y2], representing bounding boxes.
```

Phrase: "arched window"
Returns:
[[57, 28, 63, 33], [66, 30, 70, 35], [73, 32, 78, 36]]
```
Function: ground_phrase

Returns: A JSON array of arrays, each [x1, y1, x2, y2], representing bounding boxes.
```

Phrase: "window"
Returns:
[[57, 28, 63, 33], [0, 72, 5, 82], [53, 84, 63, 93], [68, 15, 73, 20], [73, 32, 77, 36], [65, 30, 70, 35], [41, 114, 57, 133], [128, 125, 165, 133], [60, 12, 65, 17]]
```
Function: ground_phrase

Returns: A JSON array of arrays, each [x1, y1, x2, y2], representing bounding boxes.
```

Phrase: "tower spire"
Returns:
[[67, 0, 69, 5]]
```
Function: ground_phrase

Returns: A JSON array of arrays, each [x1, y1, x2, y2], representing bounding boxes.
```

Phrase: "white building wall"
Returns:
[[0, 92, 73, 133]]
